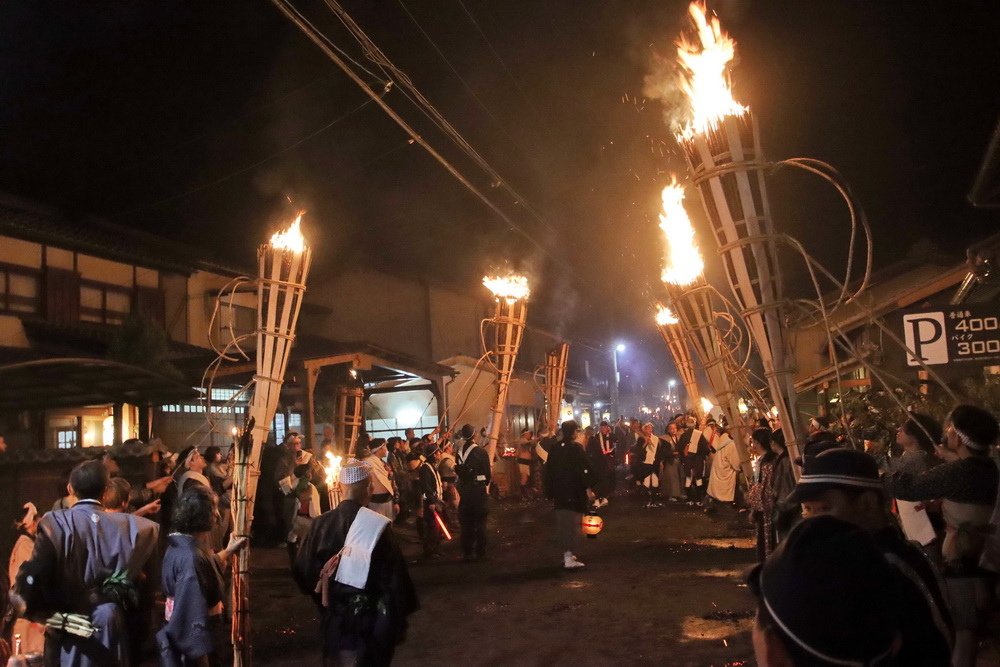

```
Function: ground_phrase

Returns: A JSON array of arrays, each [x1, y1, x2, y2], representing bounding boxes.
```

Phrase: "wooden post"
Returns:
[[305, 364, 321, 453], [112, 402, 123, 446]]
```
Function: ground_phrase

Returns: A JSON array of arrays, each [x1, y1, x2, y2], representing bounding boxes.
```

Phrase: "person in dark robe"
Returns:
[[454, 424, 491, 562], [418, 445, 445, 559], [293, 459, 419, 667], [156, 485, 247, 667], [585, 421, 616, 507], [11, 460, 159, 667], [677, 418, 710, 504]]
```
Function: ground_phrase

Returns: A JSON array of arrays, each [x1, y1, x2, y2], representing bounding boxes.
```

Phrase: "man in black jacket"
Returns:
[[455, 424, 491, 561], [545, 420, 595, 570], [585, 421, 616, 507]]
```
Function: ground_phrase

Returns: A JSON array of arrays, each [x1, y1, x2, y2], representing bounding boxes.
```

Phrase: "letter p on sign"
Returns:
[[903, 312, 948, 366]]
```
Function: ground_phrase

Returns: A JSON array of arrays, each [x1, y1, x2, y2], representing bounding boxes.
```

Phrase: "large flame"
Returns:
[[676, 2, 747, 139], [270, 212, 306, 253], [323, 451, 343, 488], [655, 304, 679, 326], [659, 179, 704, 286], [483, 274, 530, 301]]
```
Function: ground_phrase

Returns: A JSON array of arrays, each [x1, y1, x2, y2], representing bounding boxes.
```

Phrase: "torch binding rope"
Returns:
[[259, 276, 309, 291], [252, 374, 286, 385], [256, 329, 297, 341]]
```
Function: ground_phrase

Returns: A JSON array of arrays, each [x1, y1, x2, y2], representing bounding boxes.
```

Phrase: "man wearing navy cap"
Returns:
[[789, 447, 952, 666], [748, 516, 901, 666]]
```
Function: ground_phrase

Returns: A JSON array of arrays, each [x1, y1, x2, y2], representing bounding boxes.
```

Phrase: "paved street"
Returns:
[[249, 493, 757, 667]]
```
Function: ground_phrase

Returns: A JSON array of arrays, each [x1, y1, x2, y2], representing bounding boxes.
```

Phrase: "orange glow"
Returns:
[[659, 179, 704, 286], [676, 2, 747, 139], [655, 304, 680, 327], [432, 509, 452, 540], [323, 451, 343, 488], [270, 212, 306, 253], [483, 274, 530, 301]]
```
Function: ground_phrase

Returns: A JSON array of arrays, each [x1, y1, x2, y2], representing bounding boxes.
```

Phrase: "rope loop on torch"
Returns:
[[258, 276, 309, 291], [253, 374, 286, 385], [688, 159, 771, 186], [257, 328, 297, 341]]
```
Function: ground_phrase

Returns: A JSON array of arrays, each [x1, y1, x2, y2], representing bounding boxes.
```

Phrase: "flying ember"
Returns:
[[676, 2, 747, 139], [658, 179, 704, 286], [482, 274, 531, 301], [270, 212, 306, 253], [655, 304, 680, 326]]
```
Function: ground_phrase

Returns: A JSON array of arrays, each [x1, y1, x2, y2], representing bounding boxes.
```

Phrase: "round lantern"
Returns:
[[581, 511, 604, 539]]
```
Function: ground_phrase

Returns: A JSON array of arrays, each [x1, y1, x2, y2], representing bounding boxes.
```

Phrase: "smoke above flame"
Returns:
[[655, 304, 680, 326], [270, 212, 306, 253], [659, 178, 704, 286], [483, 274, 531, 301], [676, 2, 747, 139]]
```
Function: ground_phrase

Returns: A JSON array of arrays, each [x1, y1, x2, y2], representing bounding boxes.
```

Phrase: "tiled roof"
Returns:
[[0, 194, 226, 275]]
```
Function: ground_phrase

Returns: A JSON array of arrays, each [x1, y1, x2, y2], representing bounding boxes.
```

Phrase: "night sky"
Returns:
[[2, 1, 999, 395]]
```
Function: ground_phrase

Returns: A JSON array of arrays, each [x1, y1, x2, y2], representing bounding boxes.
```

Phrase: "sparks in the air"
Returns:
[[676, 2, 747, 139], [659, 179, 704, 286]]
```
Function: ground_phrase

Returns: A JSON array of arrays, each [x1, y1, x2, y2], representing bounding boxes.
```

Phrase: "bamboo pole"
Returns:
[[543, 343, 570, 431], [665, 280, 753, 484], [654, 306, 703, 419]]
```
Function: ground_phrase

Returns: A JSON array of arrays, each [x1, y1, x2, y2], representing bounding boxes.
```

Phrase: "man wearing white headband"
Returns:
[[888, 404, 999, 667], [293, 458, 418, 666]]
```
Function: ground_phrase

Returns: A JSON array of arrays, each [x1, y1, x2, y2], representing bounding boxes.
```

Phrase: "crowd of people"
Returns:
[[0, 400, 998, 666]]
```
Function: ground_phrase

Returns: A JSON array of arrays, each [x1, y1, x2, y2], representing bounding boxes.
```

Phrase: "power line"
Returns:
[[320, 0, 561, 240], [454, 0, 542, 119], [269, 0, 560, 260], [395, 0, 513, 137]]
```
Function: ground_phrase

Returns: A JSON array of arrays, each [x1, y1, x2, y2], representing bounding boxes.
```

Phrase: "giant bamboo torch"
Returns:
[[335, 384, 365, 457], [654, 305, 703, 419], [543, 342, 570, 432], [232, 213, 312, 667], [482, 274, 530, 462], [672, 2, 803, 464], [658, 180, 753, 482]]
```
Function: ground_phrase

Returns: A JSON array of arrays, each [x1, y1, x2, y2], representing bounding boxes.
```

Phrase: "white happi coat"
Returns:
[[706, 433, 741, 502]]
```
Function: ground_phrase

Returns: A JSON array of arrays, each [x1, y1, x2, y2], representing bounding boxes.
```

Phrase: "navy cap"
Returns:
[[788, 447, 883, 505], [747, 516, 899, 665]]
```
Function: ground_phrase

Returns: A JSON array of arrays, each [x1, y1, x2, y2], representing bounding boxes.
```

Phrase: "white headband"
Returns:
[[796, 474, 883, 490], [953, 426, 987, 451]]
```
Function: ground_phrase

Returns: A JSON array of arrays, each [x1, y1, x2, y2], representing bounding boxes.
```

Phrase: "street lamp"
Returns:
[[667, 378, 677, 408], [611, 343, 626, 417]]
